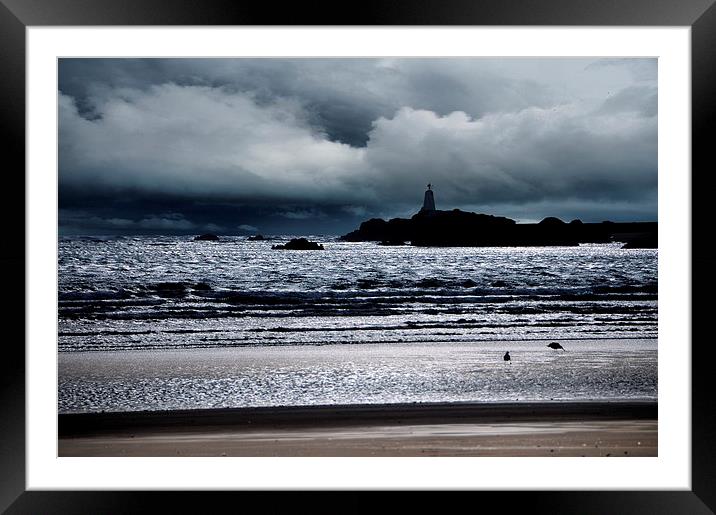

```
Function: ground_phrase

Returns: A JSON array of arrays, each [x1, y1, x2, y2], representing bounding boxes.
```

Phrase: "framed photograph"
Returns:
[[3, 0, 713, 511]]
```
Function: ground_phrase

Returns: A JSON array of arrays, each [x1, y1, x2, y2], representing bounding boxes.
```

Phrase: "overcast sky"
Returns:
[[58, 58, 657, 235]]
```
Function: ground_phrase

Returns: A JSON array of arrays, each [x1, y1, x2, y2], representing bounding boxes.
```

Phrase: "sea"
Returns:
[[58, 236, 658, 413]]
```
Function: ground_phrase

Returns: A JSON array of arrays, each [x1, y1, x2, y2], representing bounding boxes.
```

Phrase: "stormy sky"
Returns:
[[58, 58, 657, 235]]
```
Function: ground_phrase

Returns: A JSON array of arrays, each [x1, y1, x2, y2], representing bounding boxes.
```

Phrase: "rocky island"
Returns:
[[272, 238, 325, 250], [341, 185, 657, 248], [193, 233, 219, 241]]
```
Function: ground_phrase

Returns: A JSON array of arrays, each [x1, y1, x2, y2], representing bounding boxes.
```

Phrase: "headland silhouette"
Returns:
[[341, 185, 656, 248]]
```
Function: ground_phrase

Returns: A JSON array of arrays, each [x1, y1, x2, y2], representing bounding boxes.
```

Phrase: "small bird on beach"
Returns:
[[547, 342, 566, 351], [503, 351, 511, 363]]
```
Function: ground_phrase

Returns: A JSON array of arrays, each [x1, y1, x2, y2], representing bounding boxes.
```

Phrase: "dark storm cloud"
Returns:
[[58, 58, 657, 235], [59, 58, 559, 147]]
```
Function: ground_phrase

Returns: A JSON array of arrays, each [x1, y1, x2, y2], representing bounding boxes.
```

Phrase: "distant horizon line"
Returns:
[[58, 218, 659, 239]]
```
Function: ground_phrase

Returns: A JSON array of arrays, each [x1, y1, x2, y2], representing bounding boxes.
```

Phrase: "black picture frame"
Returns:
[[2, 0, 713, 512]]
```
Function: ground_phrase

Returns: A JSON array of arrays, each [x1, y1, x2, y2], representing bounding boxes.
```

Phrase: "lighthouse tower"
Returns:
[[422, 183, 436, 212]]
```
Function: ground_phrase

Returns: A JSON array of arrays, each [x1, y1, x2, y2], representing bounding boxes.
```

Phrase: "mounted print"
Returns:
[[57, 57, 657, 457]]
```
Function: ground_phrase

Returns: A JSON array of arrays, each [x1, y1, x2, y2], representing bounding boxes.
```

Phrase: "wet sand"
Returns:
[[59, 401, 657, 457]]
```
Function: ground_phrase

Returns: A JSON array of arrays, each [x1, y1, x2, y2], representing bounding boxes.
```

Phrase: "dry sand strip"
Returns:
[[58, 401, 657, 457], [59, 419, 656, 457]]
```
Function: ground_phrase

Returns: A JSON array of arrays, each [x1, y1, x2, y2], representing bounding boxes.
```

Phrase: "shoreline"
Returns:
[[59, 400, 658, 436]]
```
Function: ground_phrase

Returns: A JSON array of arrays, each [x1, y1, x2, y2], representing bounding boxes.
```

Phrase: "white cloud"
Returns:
[[59, 68, 656, 217], [362, 104, 656, 206], [60, 84, 366, 203]]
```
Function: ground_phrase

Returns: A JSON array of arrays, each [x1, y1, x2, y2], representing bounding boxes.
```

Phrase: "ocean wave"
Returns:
[[57, 239, 658, 352], [60, 277, 658, 299], [57, 295, 656, 322], [59, 289, 133, 301]]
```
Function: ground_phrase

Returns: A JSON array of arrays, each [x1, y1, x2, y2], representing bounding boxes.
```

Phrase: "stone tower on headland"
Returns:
[[422, 183, 436, 212]]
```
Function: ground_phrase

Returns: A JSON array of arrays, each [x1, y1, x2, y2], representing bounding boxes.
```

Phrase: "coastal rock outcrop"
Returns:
[[272, 238, 325, 250], [194, 233, 219, 241], [341, 210, 657, 248], [340, 186, 657, 247], [620, 233, 658, 249]]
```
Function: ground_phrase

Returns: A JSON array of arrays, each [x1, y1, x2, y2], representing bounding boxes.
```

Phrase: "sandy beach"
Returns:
[[59, 401, 657, 457]]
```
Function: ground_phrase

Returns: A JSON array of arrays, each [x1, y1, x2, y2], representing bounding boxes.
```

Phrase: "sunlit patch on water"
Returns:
[[58, 340, 657, 413], [58, 238, 657, 412]]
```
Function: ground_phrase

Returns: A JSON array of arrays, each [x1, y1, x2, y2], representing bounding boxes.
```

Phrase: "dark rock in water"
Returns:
[[461, 279, 478, 287], [247, 234, 266, 241], [153, 282, 187, 291], [192, 282, 211, 291], [416, 278, 443, 288], [151, 282, 188, 297], [341, 217, 408, 243], [357, 278, 380, 289], [194, 233, 219, 241], [379, 239, 406, 246], [621, 233, 658, 249], [491, 280, 509, 287], [272, 238, 324, 250]]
